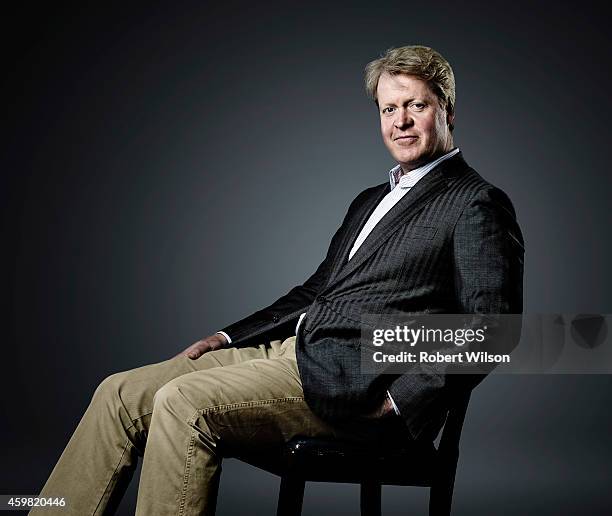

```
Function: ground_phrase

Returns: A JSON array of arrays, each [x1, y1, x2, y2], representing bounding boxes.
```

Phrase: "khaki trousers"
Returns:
[[31, 336, 402, 515]]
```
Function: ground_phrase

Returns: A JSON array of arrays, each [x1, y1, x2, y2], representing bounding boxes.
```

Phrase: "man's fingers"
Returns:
[[176, 336, 221, 360], [186, 343, 201, 360], [187, 341, 209, 359]]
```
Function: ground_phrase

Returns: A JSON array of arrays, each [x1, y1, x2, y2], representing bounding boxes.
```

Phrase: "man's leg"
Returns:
[[30, 340, 288, 515], [134, 336, 348, 516]]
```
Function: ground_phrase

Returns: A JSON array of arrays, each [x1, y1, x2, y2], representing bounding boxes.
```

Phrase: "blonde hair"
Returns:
[[365, 45, 455, 124]]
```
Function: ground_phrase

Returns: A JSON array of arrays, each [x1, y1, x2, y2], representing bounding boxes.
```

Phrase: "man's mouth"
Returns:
[[394, 135, 418, 142]]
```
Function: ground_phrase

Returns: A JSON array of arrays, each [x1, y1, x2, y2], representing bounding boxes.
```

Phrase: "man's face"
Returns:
[[377, 73, 454, 171]]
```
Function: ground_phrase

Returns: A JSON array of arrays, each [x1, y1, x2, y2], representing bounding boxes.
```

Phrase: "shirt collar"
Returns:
[[388, 147, 460, 190]]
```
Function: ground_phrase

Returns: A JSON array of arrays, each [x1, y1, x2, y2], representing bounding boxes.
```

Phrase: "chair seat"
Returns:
[[235, 436, 437, 486], [231, 393, 471, 516]]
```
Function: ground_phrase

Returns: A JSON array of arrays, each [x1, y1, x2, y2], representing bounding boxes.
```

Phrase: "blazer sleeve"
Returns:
[[219, 188, 373, 346], [388, 186, 525, 439]]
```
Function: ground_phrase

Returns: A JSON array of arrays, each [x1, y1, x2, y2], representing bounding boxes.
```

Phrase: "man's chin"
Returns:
[[394, 153, 426, 171]]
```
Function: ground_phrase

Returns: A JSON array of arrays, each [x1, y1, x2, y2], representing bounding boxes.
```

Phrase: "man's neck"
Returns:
[[400, 146, 456, 175], [400, 145, 455, 175]]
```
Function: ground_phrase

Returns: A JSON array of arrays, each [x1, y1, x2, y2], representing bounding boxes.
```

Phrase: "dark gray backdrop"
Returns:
[[2, 1, 611, 514]]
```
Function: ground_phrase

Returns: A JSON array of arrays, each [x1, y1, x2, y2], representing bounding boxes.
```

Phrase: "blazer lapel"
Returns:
[[325, 183, 390, 284], [324, 167, 451, 291]]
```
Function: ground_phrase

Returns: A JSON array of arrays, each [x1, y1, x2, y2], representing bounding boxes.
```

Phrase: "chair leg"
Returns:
[[277, 474, 305, 516], [360, 481, 382, 516], [428, 475, 455, 516]]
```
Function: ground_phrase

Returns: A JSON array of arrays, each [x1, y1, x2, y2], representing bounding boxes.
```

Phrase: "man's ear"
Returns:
[[447, 111, 455, 131]]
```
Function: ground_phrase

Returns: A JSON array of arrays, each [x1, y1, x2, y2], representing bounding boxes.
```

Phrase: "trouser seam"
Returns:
[[124, 411, 153, 433], [193, 396, 305, 418], [92, 437, 132, 516], [178, 430, 197, 516]]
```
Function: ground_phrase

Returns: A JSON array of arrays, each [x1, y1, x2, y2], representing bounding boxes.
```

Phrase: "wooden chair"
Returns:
[[236, 391, 471, 515]]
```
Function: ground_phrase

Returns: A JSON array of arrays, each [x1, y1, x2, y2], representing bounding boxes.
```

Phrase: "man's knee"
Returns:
[[151, 381, 176, 410], [152, 375, 217, 419], [92, 370, 133, 405], [90, 369, 153, 442]]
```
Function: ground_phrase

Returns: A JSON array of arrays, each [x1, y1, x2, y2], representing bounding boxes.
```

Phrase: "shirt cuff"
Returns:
[[387, 390, 401, 415], [216, 331, 232, 344], [295, 312, 307, 334]]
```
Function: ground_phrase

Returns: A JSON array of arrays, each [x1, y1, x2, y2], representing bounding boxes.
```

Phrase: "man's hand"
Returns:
[[175, 333, 228, 360], [363, 395, 396, 419]]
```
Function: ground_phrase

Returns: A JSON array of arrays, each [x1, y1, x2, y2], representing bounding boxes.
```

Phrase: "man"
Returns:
[[32, 45, 523, 515]]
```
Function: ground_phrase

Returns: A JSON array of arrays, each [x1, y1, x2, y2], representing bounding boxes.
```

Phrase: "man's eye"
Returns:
[[411, 103, 426, 110], [382, 107, 395, 114]]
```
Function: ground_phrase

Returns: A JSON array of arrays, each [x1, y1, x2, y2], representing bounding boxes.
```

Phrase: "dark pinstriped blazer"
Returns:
[[221, 151, 524, 440]]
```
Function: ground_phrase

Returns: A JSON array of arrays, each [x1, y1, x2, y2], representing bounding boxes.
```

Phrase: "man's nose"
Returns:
[[394, 108, 413, 129]]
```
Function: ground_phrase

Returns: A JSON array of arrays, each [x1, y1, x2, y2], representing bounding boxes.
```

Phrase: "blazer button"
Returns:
[[272, 314, 280, 323]]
